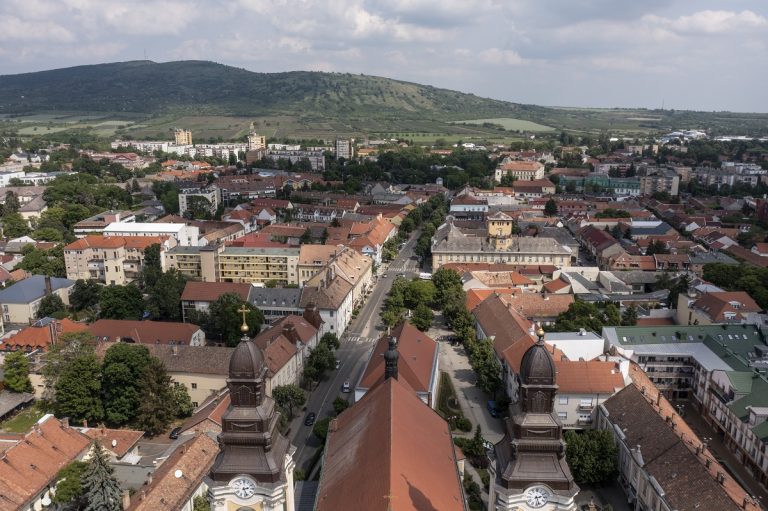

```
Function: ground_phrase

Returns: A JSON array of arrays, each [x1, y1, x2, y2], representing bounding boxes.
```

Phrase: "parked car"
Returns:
[[342, 380, 351, 393], [304, 412, 316, 426], [335, 359, 341, 369], [487, 400, 501, 418], [169, 427, 182, 440]]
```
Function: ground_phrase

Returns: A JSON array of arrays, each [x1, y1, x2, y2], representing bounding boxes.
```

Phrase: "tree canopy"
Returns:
[[2, 351, 33, 393], [564, 430, 618, 485]]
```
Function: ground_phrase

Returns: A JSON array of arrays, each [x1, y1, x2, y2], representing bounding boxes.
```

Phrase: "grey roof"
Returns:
[[249, 288, 303, 309], [562, 272, 600, 291], [577, 289, 669, 302], [0, 390, 34, 419], [612, 270, 664, 285], [630, 222, 673, 235], [0, 275, 75, 304], [690, 252, 738, 265]]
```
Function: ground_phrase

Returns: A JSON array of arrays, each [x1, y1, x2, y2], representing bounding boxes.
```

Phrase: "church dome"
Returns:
[[229, 339, 265, 380], [520, 340, 556, 385]]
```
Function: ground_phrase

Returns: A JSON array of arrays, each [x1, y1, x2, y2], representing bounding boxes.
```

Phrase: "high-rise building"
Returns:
[[174, 128, 193, 146], [335, 138, 354, 159], [248, 132, 266, 151]]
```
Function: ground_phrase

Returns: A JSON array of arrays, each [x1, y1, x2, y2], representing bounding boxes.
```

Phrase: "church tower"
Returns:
[[208, 308, 296, 511], [488, 326, 579, 511], [487, 211, 515, 251]]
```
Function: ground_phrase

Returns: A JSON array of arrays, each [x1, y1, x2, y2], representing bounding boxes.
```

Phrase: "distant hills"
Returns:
[[0, 60, 537, 120], [1, 60, 767, 137]]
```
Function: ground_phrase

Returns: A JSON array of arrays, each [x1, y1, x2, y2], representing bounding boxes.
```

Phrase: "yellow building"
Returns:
[[174, 128, 193, 145], [248, 132, 267, 151]]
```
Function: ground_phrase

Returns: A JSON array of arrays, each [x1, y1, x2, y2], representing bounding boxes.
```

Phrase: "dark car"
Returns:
[[487, 401, 501, 418], [304, 412, 316, 426], [169, 427, 182, 439]]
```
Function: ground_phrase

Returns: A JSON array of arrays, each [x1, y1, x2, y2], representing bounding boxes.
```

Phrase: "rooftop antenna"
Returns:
[[143, 49, 148, 61]]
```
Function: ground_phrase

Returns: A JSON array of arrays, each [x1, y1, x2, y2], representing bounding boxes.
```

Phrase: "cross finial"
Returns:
[[238, 305, 250, 334]]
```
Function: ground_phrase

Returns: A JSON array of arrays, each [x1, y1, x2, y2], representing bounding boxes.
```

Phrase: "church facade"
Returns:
[[488, 327, 579, 511]]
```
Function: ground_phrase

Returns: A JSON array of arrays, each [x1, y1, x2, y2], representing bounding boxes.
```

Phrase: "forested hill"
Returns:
[[0, 60, 537, 119]]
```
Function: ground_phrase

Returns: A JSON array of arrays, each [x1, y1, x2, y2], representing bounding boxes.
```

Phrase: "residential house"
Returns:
[[598, 385, 744, 511], [72, 210, 136, 237], [103, 222, 200, 247], [498, 291, 574, 326], [0, 414, 91, 511], [253, 314, 319, 393], [64, 235, 174, 285], [248, 288, 304, 322], [354, 321, 440, 408], [0, 276, 75, 327], [1, 317, 87, 357], [554, 360, 626, 429], [306, 247, 373, 313], [347, 217, 397, 264], [298, 245, 342, 286], [494, 159, 545, 182], [676, 291, 762, 325], [89, 319, 205, 346]]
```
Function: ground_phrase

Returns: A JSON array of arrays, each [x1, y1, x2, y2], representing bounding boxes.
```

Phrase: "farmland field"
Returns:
[[452, 118, 555, 132]]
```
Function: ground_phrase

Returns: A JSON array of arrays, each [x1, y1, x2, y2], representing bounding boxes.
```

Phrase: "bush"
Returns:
[[455, 417, 472, 432]]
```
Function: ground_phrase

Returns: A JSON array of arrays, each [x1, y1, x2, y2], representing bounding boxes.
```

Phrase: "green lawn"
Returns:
[[452, 117, 555, 132], [437, 371, 464, 419], [0, 402, 48, 434]]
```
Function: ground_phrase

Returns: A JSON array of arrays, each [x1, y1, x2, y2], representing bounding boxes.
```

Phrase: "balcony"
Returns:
[[578, 403, 594, 411]]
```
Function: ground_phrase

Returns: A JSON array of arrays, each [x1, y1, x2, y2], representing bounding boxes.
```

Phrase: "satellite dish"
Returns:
[[112, 439, 117, 447], [174, 470, 183, 479]]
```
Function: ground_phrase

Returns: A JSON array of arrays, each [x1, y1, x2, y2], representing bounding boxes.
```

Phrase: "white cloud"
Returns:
[[478, 48, 525, 66], [63, 0, 200, 35], [666, 10, 768, 34], [0, 16, 74, 42]]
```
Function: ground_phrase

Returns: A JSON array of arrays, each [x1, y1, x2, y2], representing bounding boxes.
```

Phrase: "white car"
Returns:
[[342, 380, 351, 393]]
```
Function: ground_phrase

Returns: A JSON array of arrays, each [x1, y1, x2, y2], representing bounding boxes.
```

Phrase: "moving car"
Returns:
[[342, 380, 351, 393], [335, 359, 341, 369], [304, 412, 316, 426], [169, 427, 182, 440], [487, 400, 501, 418]]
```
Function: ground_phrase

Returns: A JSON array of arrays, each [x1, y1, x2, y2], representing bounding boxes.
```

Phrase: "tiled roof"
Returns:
[[0, 415, 90, 511], [181, 390, 230, 434], [467, 270, 535, 287], [465, 288, 521, 312], [315, 377, 464, 511], [88, 320, 202, 345], [65, 235, 168, 251], [691, 291, 762, 322], [261, 315, 318, 345], [127, 433, 218, 511], [253, 334, 297, 375], [499, 292, 574, 319], [603, 385, 742, 511], [357, 322, 438, 394], [473, 294, 533, 358], [81, 427, 144, 458], [1, 318, 88, 352], [542, 278, 570, 293], [180, 281, 252, 302], [554, 360, 624, 393], [298, 244, 340, 265]]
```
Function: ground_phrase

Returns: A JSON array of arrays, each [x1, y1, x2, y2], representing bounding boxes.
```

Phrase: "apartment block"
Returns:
[[178, 186, 221, 216], [64, 235, 174, 285], [174, 128, 193, 145]]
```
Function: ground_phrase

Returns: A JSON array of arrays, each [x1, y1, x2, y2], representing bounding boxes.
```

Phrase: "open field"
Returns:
[[451, 117, 555, 132]]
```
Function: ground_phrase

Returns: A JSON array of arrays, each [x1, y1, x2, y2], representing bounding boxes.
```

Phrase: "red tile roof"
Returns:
[[180, 281, 251, 302], [316, 377, 464, 511], [88, 320, 202, 345], [82, 427, 144, 458], [1, 319, 88, 352], [555, 360, 624, 394], [65, 235, 168, 251], [691, 291, 762, 322]]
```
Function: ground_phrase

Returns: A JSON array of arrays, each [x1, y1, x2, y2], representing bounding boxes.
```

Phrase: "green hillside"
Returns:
[[1, 60, 766, 139]]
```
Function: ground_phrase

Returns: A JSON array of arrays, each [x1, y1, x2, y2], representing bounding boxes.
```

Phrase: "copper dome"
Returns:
[[520, 340, 556, 385], [229, 339, 265, 379]]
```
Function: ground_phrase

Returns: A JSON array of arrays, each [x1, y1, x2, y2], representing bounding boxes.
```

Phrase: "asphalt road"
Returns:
[[290, 231, 422, 472]]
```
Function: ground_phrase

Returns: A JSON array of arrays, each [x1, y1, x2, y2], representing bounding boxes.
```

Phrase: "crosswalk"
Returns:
[[344, 335, 379, 345]]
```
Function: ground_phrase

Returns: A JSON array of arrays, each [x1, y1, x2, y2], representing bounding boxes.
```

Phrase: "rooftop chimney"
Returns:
[[44, 275, 52, 295], [282, 322, 300, 345], [303, 302, 323, 329]]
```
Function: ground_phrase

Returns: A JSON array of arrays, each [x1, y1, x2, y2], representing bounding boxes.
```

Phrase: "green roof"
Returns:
[[605, 324, 763, 347], [725, 371, 754, 394]]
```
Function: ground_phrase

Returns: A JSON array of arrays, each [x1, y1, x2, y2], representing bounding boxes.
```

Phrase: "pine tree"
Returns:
[[82, 442, 123, 511], [2, 351, 33, 393], [134, 357, 175, 436]]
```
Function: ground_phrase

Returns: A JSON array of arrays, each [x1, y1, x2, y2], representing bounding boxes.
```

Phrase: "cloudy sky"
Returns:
[[1, 0, 767, 112]]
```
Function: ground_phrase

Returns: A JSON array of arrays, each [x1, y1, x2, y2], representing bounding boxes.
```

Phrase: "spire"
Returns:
[[536, 323, 545, 345], [238, 305, 250, 340], [384, 336, 398, 380]]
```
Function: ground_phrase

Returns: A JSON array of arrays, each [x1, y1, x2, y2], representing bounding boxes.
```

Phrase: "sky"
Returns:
[[1, 0, 767, 112]]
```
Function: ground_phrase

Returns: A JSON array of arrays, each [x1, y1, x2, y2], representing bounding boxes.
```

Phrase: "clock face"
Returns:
[[525, 486, 549, 508], [232, 477, 257, 499]]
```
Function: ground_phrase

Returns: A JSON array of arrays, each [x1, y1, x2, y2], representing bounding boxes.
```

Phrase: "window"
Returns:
[[557, 412, 567, 419], [192, 402, 198, 408], [558, 396, 569, 405], [191, 383, 198, 389]]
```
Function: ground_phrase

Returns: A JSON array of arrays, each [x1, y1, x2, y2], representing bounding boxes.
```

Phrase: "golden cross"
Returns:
[[238, 305, 250, 333]]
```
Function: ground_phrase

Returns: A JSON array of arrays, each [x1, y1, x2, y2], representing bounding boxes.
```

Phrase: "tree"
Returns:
[[170, 382, 194, 418], [432, 268, 464, 309], [312, 417, 332, 441], [333, 396, 349, 415], [141, 244, 162, 289], [55, 353, 103, 425], [70, 279, 102, 311], [102, 343, 152, 426], [306, 343, 336, 381], [135, 357, 176, 435], [300, 228, 312, 244], [2, 351, 33, 393], [411, 303, 434, 331], [646, 239, 669, 255], [1, 211, 30, 238], [469, 339, 501, 396], [52, 460, 88, 508], [564, 430, 617, 485], [621, 305, 638, 326], [99, 284, 145, 320], [17, 244, 66, 277], [82, 442, 122, 511], [206, 293, 264, 346], [544, 198, 558, 217], [319, 332, 340, 350], [42, 331, 96, 401], [403, 280, 436, 309], [272, 384, 306, 419], [548, 300, 621, 332], [193, 496, 211, 511], [4, 191, 20, 213], [36, 293, 67, 319], [146, 269, 187, 321]]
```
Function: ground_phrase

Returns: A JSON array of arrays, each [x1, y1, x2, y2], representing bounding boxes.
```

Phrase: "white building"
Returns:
[[335, 138, 354, 159], [103, 222, 200, 246]]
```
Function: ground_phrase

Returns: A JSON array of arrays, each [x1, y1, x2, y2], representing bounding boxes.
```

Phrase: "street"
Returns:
[[290, 231, 422, 473]]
